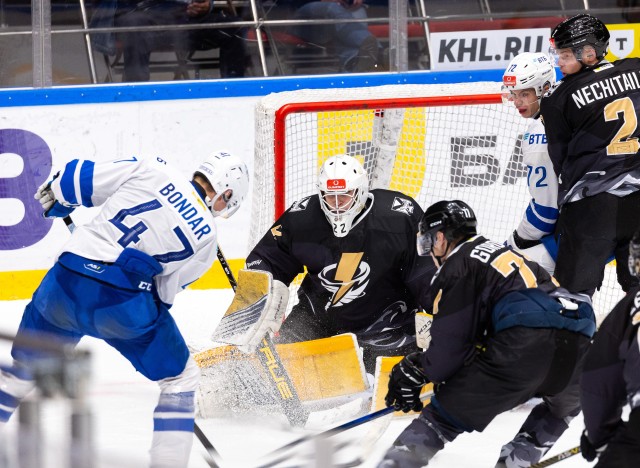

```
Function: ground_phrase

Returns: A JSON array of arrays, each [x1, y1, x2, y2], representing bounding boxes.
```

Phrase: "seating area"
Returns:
[[0, 0, 636, 86]]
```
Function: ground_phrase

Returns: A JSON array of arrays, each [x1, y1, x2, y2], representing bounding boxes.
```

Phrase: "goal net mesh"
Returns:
[[252, 83, 624, 324]]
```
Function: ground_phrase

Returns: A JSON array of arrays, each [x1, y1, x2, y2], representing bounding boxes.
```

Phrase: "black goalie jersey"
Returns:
[[540, 58, 640, 205], [246, 189, 435, 361]]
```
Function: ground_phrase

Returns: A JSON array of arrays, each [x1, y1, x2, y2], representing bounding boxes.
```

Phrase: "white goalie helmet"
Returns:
[[195, 150, 249, 218], [502, 52, 556, 104], [317, 154, 369, 238]]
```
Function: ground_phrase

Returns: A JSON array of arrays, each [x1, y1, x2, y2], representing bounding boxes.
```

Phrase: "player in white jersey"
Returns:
[[502, 52, 559, 274], [0, 151, 249, 467]]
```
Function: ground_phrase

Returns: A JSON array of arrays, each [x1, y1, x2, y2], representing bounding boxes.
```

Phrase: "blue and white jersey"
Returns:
[[516, 118, 559, 241], [50, 156, 217, 306]]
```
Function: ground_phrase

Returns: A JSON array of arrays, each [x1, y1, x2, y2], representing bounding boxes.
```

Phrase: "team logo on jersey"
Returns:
[[290, 197, 311, 212], [319, 252, 370, 308], [391, 197, 414, 215]]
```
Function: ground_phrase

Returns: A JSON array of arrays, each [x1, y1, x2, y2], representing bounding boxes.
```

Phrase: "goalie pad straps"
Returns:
[[211, 270, 289, 353]]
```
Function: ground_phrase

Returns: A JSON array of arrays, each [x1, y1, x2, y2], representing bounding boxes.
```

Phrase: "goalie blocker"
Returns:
[[211, 269, 289, 352]]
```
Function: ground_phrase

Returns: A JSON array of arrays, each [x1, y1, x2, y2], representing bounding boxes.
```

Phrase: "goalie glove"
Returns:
[[211, 270, 289, 353], [385, 352, 429, 413], [34, 172, 76, 219]]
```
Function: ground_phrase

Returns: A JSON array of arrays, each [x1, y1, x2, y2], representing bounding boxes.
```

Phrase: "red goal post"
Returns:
[[252, 83, 624, 322]]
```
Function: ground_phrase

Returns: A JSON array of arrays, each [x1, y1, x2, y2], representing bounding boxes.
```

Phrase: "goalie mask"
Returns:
[[629, 231, 640, 278], [502, 52, 556, 111], [195, 151, 249, 218], [417, 200, 477, 257], [549, 14, 610, 63], [317, 155, 369, 238]]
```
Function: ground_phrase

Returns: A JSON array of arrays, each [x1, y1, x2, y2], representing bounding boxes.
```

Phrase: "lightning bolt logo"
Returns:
[[332, 252, 364, 305]]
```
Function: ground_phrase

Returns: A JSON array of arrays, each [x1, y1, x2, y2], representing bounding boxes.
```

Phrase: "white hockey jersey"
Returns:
[[52, 156, 217, 307], [516, 117, 559, 241]]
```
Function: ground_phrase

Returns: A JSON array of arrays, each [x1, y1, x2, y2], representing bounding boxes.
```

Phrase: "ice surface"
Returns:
[[0, 290, 595, 467]]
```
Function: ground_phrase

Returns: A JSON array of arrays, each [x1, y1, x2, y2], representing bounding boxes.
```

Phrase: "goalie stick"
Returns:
[[62, 216, 222, 468], [530, 446, 580, 467], [215, 246, 309, 428]]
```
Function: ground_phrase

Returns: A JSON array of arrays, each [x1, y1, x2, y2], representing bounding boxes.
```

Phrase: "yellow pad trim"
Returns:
[[220, 269, 270, 319], [372, 355, 433, 416], [194, 333, 368, 401]]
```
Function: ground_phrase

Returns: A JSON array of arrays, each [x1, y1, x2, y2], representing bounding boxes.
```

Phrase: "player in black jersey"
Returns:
[[246, 154, 434, 372], [579, 231, 640, 467], [540, 14, 640, 296], [379, 200, 595, 468]]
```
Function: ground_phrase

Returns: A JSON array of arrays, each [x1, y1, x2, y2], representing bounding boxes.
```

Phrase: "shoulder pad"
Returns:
[[289, 195, 313, 213]]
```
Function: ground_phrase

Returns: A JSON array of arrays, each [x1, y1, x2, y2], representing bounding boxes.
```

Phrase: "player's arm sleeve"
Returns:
[[540, 100, 571, 176], [419, 276, 478, 383], [52, 157, 144, 208], [516, 147, 559, 241], [580, 304, 628, 446], [245, 212, 304, 286]]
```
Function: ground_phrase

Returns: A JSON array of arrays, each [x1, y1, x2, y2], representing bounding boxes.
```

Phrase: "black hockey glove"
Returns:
[[508, 229, 541, 250], [580, 430, 608, 462], [385, 352, 429, 413]]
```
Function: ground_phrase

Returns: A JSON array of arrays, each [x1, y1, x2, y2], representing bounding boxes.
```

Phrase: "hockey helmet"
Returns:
[[550, 14, 610, 61], [317, 154, 369, 237], [629, 231, 640, 278], [195, 151, 249, 218], [417, 200, 477, 256], [502, 52, 556, 105]]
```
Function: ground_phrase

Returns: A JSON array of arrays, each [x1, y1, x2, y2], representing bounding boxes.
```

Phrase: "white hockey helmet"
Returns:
[[317, 154, 369, 238], [195, 151, 249, 218], [502, 52, 556, 104]]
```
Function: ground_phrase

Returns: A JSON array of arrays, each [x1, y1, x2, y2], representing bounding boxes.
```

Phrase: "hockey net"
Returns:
[[252, 83, 624, 324]]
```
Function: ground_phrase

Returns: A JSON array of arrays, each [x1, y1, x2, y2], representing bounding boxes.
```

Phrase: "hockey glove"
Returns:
[[580, 430, 608, 462], [385, 352, 429, 413], [506, 229, 541, 250], [34, 172, 75, 219]]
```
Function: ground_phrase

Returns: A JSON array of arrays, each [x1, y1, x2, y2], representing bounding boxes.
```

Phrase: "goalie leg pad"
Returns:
[[211, 270, 289, 352], [193, 334, 369, 418], [371, 355, 433, 415]]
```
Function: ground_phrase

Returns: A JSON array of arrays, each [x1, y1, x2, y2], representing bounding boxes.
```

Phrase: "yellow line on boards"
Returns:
[[0, 258, 246, 301]]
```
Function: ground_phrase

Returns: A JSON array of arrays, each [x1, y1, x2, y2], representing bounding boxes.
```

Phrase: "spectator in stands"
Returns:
[[91, 0, 247, 81], [284, 0, 383, 72]]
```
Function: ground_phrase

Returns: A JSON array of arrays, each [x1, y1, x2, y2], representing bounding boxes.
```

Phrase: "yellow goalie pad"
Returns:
[[371, 355, 433, 416], [194, 333, 368, 401]]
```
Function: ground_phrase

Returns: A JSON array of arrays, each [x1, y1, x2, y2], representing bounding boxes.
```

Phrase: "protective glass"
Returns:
[[416, 230, 435, 257], [548, 45, 580, 66]]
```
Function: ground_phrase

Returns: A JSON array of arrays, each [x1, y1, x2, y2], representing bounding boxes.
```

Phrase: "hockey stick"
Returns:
[[215, 246, 309, 428], [259, 390, 434, 467], [530, 446, 580, 467], [61, 215, 221, 468]]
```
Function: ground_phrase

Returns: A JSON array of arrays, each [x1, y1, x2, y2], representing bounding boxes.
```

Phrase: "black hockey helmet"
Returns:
[[417, 200, 477, 256], [550, 14, 610, 60], [629, 230, 640, 278]]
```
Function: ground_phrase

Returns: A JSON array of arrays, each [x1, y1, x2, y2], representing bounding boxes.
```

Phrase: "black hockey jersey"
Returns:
[[422, 236, 561, 383], [540, 58, 640, 205], [581, 285, 640, 446], [246, 189, 435, 348]]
